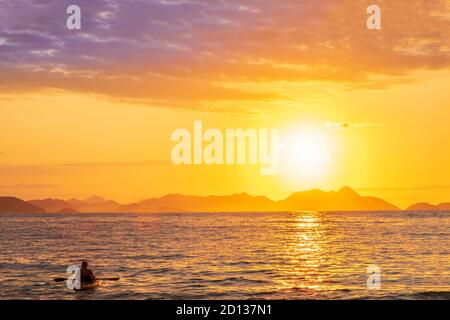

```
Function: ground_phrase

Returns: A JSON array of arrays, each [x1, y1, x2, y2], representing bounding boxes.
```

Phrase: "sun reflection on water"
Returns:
[[275, 212, 328, 293]]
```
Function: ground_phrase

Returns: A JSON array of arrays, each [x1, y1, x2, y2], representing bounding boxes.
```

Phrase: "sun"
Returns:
[[279, 129, 333, 183]]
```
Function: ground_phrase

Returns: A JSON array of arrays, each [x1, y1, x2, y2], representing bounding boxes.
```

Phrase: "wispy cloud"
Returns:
[[325, 122, 383, 130], [357, 186, 450, 191], [0, 159, 171, 174], [53, 160, 171, 167], [0, 183, 59, 189]]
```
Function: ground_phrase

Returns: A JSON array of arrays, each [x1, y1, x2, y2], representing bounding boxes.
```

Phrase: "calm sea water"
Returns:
[[0, 211, 449, 300]]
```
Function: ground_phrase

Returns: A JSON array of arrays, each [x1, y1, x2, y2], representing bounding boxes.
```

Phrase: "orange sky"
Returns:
[[0, 0, 449, 208]]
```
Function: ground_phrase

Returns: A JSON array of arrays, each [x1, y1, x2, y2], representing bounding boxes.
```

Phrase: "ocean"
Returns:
[[0, 211, 448, 300]]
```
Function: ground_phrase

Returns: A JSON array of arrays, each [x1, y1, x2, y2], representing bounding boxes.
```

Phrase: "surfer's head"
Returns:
[[81, 261, 88, 269]]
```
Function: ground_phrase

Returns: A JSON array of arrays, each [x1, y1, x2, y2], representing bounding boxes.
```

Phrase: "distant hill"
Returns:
[[0, 197, 44, 213], [28, 198, 121, 213], [118, 193, 276, 212], [406, 202, 450, 211], [28, 198, 70, 213], [83, 196, 108, 205], [439, 203, 450, 210], [118, 187, 399, 212], [57, 207, 80, 214], [278, 186, 399, 211]]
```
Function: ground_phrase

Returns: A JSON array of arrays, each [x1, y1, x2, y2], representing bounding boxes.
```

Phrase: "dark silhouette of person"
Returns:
[[80, 261, 96, 283]]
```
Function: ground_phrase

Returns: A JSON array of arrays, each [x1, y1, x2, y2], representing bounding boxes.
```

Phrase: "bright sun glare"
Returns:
[[280, 130, 333, 182]]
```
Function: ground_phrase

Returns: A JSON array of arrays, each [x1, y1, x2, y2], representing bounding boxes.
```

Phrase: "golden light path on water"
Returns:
[[274, 213, 326, 293]]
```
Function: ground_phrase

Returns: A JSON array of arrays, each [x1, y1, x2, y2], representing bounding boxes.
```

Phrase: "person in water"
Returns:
[[80, 261, 96, 283]]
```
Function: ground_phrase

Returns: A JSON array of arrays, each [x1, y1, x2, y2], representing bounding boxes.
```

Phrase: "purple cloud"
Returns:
[[0, 0, 448, 109]]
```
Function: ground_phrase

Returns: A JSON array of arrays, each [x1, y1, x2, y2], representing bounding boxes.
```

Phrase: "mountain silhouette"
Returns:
[[118, 193, 276, 212], [5, 186, 450, 213], [406, 202, 450, 211], [57, 207, 80, 214], [28, 198, 121, 213], [277, 186, 399, 211], [117, 187, 399, 212], [439, 203, 450, 210], [28, 198, 69, 213], [0, 197, 44, 213], [84, 196, 108, 205]]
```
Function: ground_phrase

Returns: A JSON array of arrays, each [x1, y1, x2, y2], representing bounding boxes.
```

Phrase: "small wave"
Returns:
[[390, 291, 450, 300], [127, 267, 174, 277]]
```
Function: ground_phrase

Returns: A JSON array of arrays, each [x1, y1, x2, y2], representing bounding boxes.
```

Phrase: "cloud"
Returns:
[[52, 160, 171, 167], [0, 0, 448, 109], [0, 160, 171, 174], [325, 122, 383, 130], [357, 186, 450, 191], [0, 183, 59, 189]]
